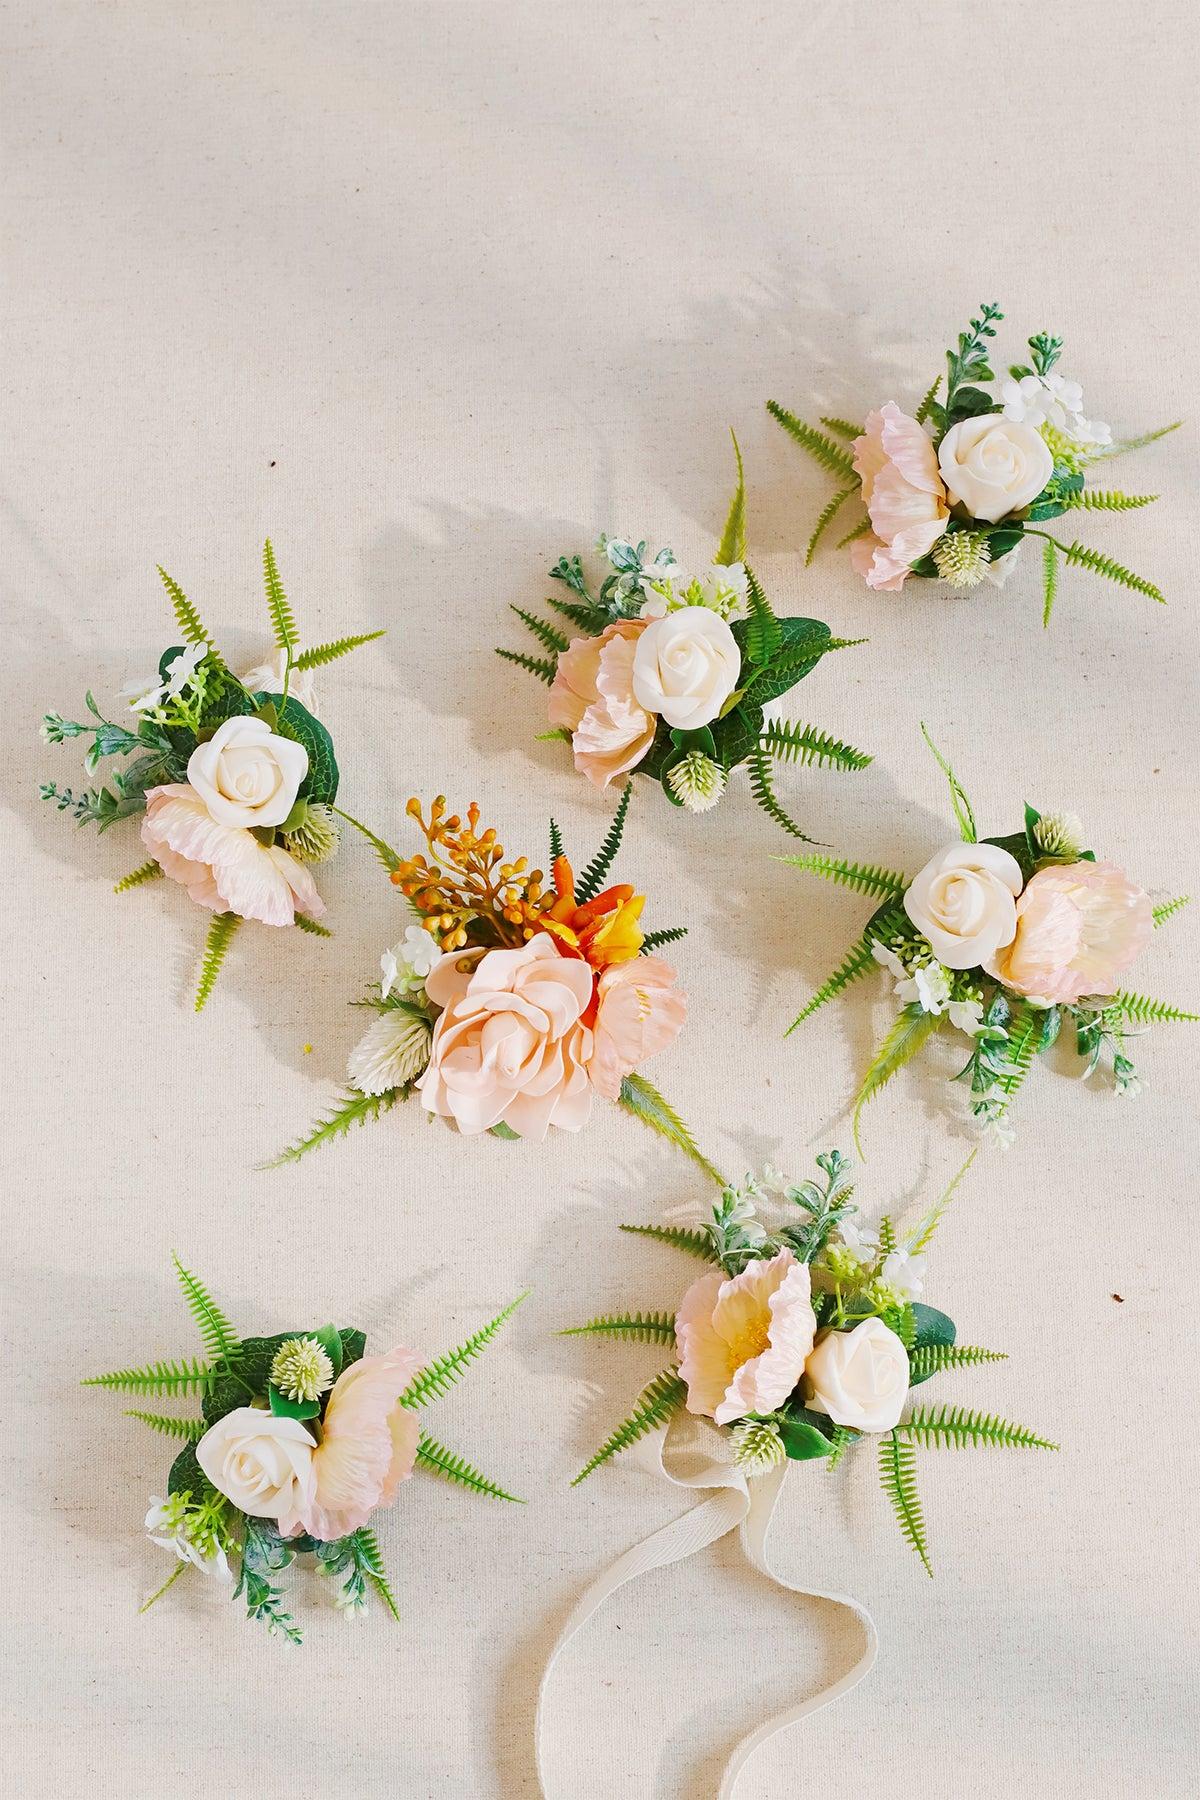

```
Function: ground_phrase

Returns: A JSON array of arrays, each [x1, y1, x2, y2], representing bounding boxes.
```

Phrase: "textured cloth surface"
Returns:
[[2, 3, 1198, 1797]]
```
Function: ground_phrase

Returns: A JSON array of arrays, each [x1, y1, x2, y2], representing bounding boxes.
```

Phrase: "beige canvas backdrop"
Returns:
[[2, 2, 1197, 1796]]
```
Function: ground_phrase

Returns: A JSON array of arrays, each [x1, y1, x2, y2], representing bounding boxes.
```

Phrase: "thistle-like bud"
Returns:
[[270, 1336, 335, 1403], [283, 802, 341, 865], [666, 750, 726, 813], [932, 530, 992, 590], [730, 1417, 786, 1474], [1032, 810, 1085, 860]]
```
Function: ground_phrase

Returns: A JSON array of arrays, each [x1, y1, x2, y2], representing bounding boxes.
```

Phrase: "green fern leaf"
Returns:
[[818, 417, 862, 441], [742, 564, 782, 665], [640, 925, 688, 953], [1089, 420, 1181, 460], [1152, 895, 1191, 928], [878, 1429, 932, 1575], [262, 538, 299, 653], [853, 1005, 942, 1156], [510, 605, 570, 656], [265, 1087, 399, 1168], [766, 402, 857, 480], [826, 1425, 855, 1470], [786, 931, 880, 1035], [914, 375, 941, 425], [294, 630, 385, 670], [920, 723, 977, 842], [761, 721, 872, 772], [1063, 488, 1158, 512], [156, 566, 213, 646], [124, 1410, 206, 1441], [548, 818, 564, 864], [805, 485, 855, 564], [172, 1254, 240, 1362], [294, 913, 332, 937], [544, 593, 609, 632], [906, 1147, 978, 1254], [352, 1526, 402, 1617], [776, 852, 909, 899], [1107, 990, 1200, 1025], [617, 1221, 720, 1263], [990, 1002, 1045, 1121], [575, 781, 632, 901], [114, 860, 164, 893], [836, 518, 872, 549], [908, 1344, 1007, 1381], [618, 1073, 726, 1188], [415, 1432, 523, 1503], [194, 912, 239, 1013], [562, 1311, 677, 1345], [748, 743, 814, 841], [400, 1293, 527, 1410], [1041, 537, 1059, 629], [901, 1404, 1057, 1451], [1049, 537, 1165, 604], [495, 646, 557, 685], [572, 1368, 687, 1484], [331, 806, 403, 874], [82, 1357, 213, 1397], [715, 429, 746, 566]]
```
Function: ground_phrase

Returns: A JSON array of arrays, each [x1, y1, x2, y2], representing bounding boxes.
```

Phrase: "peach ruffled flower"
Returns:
[[849, 402, 949, 592], [548, 621, 656, 790], [984, 859, 1153, 1006], [588, 955, 686, 1099], [298, 1347, 423, 1541], [675, 1248, 818, 1426], [141, 783, 324, 928], [418, 934, 595, 1138]]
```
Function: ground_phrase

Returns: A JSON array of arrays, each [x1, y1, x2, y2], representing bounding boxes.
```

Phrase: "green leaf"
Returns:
[[1037, 536, 1164, 605], [265, 1087, 400, 1168], [748, 742, 814, 842], [194, 912, 240, 1013], [268, 1385, 321, 1420], [575, 780, 632, 901], [400, 1293, 528, 1410], [913, 374, 941, 425], [82, 1356, 213, 1397], [761, 721, 872, 772], [617, 1221, 720, 1263], [910, 1303, 957, 1353], [1106, 990, 1200, 1025], [172, 1254, 241, 1362], [572, 1368, 687, 1484], [708, 701, 764, 772], [415, 1431, 523, 1502], [1041, 538, 1059, 629], [909, 1343, 1007, 1386], [1153, 895, 1191, 928], [785, 929, 881, 1035], [167, 1443, 207, 1501], [509, 605, 570, 656], [641, 925, 688, 953], [734, 617, 848, 710], [257, 693, 339, 804], [495, 646, 557, 685], [562, 1311, 677, 1345], [114, 860, 164, 893], [852, 1005, 942, 1156], [901, 1405, 1057, 1451], [331, 806, 403, 875], [156, 566, 213, 647], [906, 1149, 977, 1254], [715, 429, 746, 566], [878, 1429, 932, 1575], [294, 913, 332, 938], [804, 485, 855, 565], [1062, 488, 1158, 512], [920, 724, 976, 842], [741, 564, 782, 666], [124, 1410, 205, 1441], [294, 630, 386, 670], [618, 1073, 726, 1188], [778, 1416, 834, 1461], [777, 853, 909, 900], [262, 539, 299, 654], [766, 402, 857, 480], [818, 416, 862, 441]]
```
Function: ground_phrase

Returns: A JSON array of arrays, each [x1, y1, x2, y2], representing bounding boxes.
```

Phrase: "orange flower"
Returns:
[[542, 856, 645, 970]]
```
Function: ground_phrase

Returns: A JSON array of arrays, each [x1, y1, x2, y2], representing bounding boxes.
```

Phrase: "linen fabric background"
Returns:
[[2, 3, 1197, 1796]]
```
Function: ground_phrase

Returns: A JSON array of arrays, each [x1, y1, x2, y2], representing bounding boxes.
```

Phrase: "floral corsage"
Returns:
[[276, 789, 721, 1178], [85, 1256, 523, 1639], [39, 543, 382, 1009], [770, 303, 1176, 623], [497, 441, 870, 839], [785, 732, 1196, 1147], [567, 1151, 1055, 1573]]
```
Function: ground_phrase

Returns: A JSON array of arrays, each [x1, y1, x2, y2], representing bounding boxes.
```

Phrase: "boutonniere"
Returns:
[[497, 441, 870, 840], [538, 1154, 1054, 1794], [85, 1258, 523, 1639], [274, 790, 722, 1180], [39, 543, 382, 1009], [785, 731, 1196, 1147], [770, 303, 1176, 623]]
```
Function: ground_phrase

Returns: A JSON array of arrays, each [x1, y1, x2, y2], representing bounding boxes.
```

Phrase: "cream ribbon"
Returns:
[[536, 1413, 878, 1798]]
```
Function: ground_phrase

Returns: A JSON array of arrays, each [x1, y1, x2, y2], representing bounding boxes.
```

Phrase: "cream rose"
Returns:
[[937, 415, 1054, 524], [631, 605, 741, 731], [187, 716, 309, 829], [195, 1406, 315, 1536], [804, 1317, 909, 1433], [904, 842, 1024, 970]]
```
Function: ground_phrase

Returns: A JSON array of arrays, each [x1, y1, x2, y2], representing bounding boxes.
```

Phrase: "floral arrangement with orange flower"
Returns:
[[84, 1256, 523, 1640], [496, 441, 870, 839], [275, 787, 721, 1179], [39, 543, 383, 1010], [565, 1151, 1055, 1573], [784, 732, 1196, 1149], [770, 304, 1176, 623]]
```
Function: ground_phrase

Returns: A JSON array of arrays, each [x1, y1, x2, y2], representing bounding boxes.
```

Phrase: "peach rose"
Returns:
[[300, 1347, 423, 1541], [587, 955, 686, 1099], [985, 860, 1153, 1005], [548, 621, 656, 790], [675, 1248, 818, 1426], [142, 783, 324, 927], [418, 934, 595, 1138], [850, 403, 949, 592]]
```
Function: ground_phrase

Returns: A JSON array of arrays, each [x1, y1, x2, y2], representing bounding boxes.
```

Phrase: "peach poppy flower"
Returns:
[[849, 402, 949, 592], [298, 1347, 423, 1542], [985, 860, 1153, 1006], [588, 955, 686, 1099], [141, 784, 324, 927], [548, 621, 657, 790], [418, 935, 595, 1138], [675, 1248, 818, 1426]]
